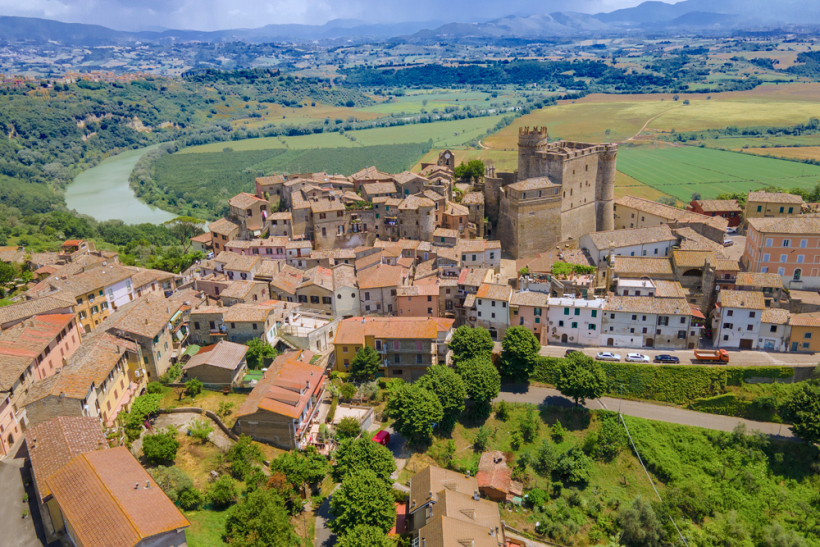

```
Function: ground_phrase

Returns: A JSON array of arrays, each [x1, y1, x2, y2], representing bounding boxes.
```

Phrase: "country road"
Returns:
[[495, 385, 795, 439]]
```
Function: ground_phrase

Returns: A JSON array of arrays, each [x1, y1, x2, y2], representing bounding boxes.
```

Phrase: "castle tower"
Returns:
[[517, 126, 549, 181], [594, 144, 618, 232]]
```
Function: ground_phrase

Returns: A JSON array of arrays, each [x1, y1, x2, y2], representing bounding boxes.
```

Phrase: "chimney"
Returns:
[[473, 490, 480, 501], [146, 480, 150, 488], [135, 482, 140, 490]]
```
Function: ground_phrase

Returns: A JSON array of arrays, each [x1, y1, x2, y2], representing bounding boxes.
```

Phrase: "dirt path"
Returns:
[[621, 106, 680, 143], [477, 139, 491, 149]]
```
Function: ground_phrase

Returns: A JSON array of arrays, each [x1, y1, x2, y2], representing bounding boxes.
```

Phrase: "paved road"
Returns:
[[314, 488, 338, 547], [0, 441, 57, 547], [495, 385, 795, 439]]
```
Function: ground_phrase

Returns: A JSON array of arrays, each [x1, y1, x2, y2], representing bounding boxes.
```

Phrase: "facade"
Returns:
[[602, 296, 698, 349], [397, 284, 440, 318], [228, 192, 269, 239], [332, 317, 454, 381], [734, 272, 787, 309], [745, 191, 805, 220], [714, 290, 766, 350], [190, 303, 297, 347], [614, 195, 728, 243], [182, 341, 248, 386], [742, 217, 820, 290], [580, 225, 676, 272], [358, 264, 406, 316], [688, 199, 742, 228], [545, 297, 604, 346], [209, 218, 240, 254], [788, 313, 820, 352], [234, 350, 324, 450], [472, 283, 513, 340]]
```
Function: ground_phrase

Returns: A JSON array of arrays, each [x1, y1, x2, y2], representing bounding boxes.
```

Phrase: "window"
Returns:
[[780, 255, 788, 263], [571, 322, 578, 329], [564, 308, 570, 315], [642, 327, 648, 334], [778, 267, 786, 276], [658, 316, 669, 326], [680, 317, 686, 324], [805, 332, 812, 339], [589, 324, 596, 330], [491, 313, 496, 319], [727, 310, 734, 317], [789, 207, 794, 214], [783, 239, 791, 248], [794, 269, 802, 281], [747, 325, 754, 331], [798, 255, 805, 264], [765, 238, 773, 247], [310, 295, 320, 304], [757, 205, 763, 212], [724, 334, 730, 341], [631, 315, 637, 321], [724, 323, 734, 330], [678, 330, 687, 339], [763, 254, 770, 262], [574, 308, 580, 316], [492, 301, 496, 307], [803, 342, 810, 349], [801, 239, 808, 248], [770, 325, 778, 333], [558, 320, 564, 327], [779, 207, 785, 213]]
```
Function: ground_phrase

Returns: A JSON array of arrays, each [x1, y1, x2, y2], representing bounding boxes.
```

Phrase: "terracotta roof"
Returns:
[[332, 265, 358, 290], [397, 284, 440, 297], [236, 351, 324, 420], [694, 199, 742, 213], [461, 192, 484, 205], [747, 216, 820, 235], [585, 225, 676, 250], [715, 259, 741, 272], [516, 249, 593, 274], [208, 217, 240, 235], [26, 416, 107, 502], [431, 489, 503, 537], [444, 201, 469, 216], [455, 239, 502, 252], [0, 295, 74, 327], [612, 257, 673, 276], [672, 250, 716, 269], [349, 166, 392, 181], [409, 466, 478, 513], [735, 272, 784, 289], [255, 174, 286, 186], [309, 198, 345, 214], [106, 293, 183, 339], [0, 246, 25, 263], [477, 451, 519, 496], [0, 314, 75, 388], [362, 182, 397, 195], [222, 302, 289, 323], [761, 308, 790, 325], [417, 516, 502, 547], [718, 290, 766, 310], [433, 228, 460, 239], [747, 191, 805, 204], [651, 280, 687, 299], [229, 192, 267, 209], [219, 280, 267, 300], [789, 312, 820, 327], [46, 447, 189, 547], [475, 284, 512, 301], [510, 291, 549, 307], [268, 212, 292, 220], [399, 194, 435, 210], [615, 195, 728, 230], [463, 294, 476, 308], [225, 236, 289, 250], [334, 317, 452, 345], [183, 341, 247, 371], [393, 171, 427, 185], [214, 251, 260, 272], [674, 227, 727, 255], [30, 265, 133, 299], [299, 266, 335, 292], [309, 249, 356, 260], [458, 267, 492, 287], [605, 296, 691, 314], [506, 177, 558, 191], [357, 264, 404, 289], [189, 233, 212, 244]]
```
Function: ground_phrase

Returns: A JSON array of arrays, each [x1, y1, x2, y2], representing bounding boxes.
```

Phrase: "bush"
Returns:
[[474, 426, 493, 452], [534, 440, 557, 477], [518, 404, 540, 443], [185, 378, 203, 398], [594, 413, 626, 460], [142, 429, 180, 464], [495, 400, 511, 421], [224, 488, 298, 545], [551, 420, 567, 442], [327, 396, 338, 423], [334, 437, 396, 483], [341, 383, 357, 400], [555, 447, 593, 483], [337, 524, 393, 547], [336, 416, 361, 439], [618, 496, 666, 547], [178, 487, 204, 510], [525, 487, 549, 508], [208, 475, 238, 508], [148, 465, 194, 502], [146, 382, 164, 394], [189, 418, 214, 442], [226, 435, 264, 481]]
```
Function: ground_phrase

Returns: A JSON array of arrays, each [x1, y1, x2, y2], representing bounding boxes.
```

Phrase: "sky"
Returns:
[[0, 0, 686, 31]]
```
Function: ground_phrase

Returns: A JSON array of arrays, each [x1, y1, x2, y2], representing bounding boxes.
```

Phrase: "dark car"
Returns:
[[654, 354, 680, 363], [565, 349, 582, 357]]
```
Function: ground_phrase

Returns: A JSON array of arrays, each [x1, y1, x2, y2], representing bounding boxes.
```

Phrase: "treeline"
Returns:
[[182, 67, 281, 83], [662, 118, 820, 142]]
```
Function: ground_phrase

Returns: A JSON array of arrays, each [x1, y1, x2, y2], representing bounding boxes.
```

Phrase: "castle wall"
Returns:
[[499, 191, 561, 259], [561, 202, 598, 243]]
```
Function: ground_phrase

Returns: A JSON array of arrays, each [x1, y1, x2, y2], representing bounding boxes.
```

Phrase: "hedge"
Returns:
[[531, 357, 793, 405]]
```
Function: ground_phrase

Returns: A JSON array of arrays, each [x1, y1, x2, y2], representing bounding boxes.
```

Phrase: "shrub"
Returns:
[[142, 429, 180, 464], [474, 426, 493, 452], [534, 440, 557, 477], [525, 487, 549, 508], [327, 396, 338, 423], [208, 475, 238, 508], [618, 496, 665, 547], [185, 378, 203, 398], [551, 420, 567, 442], [178, 487, 204, 510], [146, 382, 164, 394], [341, 383, 357, 400], [189, 419, 214, 442], [148, 465, 194, 502], [336, 417, 361, 439], [226, 435, 264, 481], [555, 447, 593, 483], [337, 524, 393, 547], [593, 412, 626, 460], [495, 400, 511, 421], [217, 401, 234, 418], [518, 404, 540, 443]]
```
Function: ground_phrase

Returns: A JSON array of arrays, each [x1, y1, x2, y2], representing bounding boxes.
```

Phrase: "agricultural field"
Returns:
[[356, 89, 519, 115], [739, 146, 820, 161], [231, 101, 383, 129], [615, 144, 820, 202], [695, 134, 820, 151], [613, 171, 677, 203]]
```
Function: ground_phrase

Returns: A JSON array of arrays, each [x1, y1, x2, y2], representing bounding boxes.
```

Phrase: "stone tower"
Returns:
[[437, 150, 455, 172], [595, 146, 617, 232], [517, 127, 549, 181]]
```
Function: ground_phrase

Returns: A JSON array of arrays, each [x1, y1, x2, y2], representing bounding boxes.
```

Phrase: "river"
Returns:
[[65, 144, 177, 225]]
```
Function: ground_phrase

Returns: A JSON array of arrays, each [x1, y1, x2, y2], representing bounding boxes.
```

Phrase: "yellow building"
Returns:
[[745, 191, 805, 220], [788, 313, 820, 352]]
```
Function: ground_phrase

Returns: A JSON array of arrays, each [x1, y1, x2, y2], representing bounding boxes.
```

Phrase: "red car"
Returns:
[[372, 430, 390, 446]]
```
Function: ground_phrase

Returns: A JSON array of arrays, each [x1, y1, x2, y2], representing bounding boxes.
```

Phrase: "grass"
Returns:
[[184, 506, 234, 547], [159, 387, 248, 428], [613, 170, 678, 203], [173, 433, 229, 489], [615, 143, 820, 202], [743, 146, 820, 162]]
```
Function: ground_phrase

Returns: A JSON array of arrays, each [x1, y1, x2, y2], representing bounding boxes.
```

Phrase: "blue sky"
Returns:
[[0, 0, 686, 31]]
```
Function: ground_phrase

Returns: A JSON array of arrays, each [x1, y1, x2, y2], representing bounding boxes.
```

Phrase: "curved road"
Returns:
[[495, 385, 794, 439]]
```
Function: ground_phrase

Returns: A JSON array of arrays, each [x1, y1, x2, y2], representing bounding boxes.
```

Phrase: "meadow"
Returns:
[[740, 146, 820, 162], [615, 144, 820, 202]]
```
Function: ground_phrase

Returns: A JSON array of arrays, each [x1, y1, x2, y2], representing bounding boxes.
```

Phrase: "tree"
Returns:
[[164, 216, 205, 253], [185, 378, 203, 398], [336, 417, 361, 438], [209, 475, 239, 508], [334, 437, 396, 483], [457, 357, 501, 417], [226, 435, 265, 481], [500, 326, 541, 381], [385, 383, 443, 445], [454, 159, 485, 182], [178, 488, 204, 510], [142, 429, 180, 464], [148, 465, 194, 502], [617, 496, 666, 547], [691, 192, 702, 201], [762, 522, 807, 547], [269, 446, 329, 495], [779, 383, 820, 444], [534, 440, 557, 477], [349, 345, 381, 379], [518, 403, 540, 443], [0, 262, 16, 284], [329, 470, 396, 534], [449, 326, 494, 365], [225, 488, 299, 546], [555, 353, 607, 406], [340, 383, 357, 401], [245, 338, 278, 370], [337, 524, 392, 547], [189, 418, 214, 442], [417, 365, 466, 430], [555, 446, 593, 483]]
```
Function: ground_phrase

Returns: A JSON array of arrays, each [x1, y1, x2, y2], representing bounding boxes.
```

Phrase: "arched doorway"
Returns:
[[607, 338, 614, 346], [561, 334, 568, 343], [794, 269, 802, 281]]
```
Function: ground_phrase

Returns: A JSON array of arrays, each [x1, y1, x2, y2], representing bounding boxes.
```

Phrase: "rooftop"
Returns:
[[476, 283, 513, 301], [208, 217, 240, 235], [507, 177, 558, 192], [183, 341, 248, 372], [615, 195, 727, 230], [735, 272, 784, 289], [236, 351, 324, 420], [334, 316, 454, 345], [229, 192, 267, 209], [719, 290, 766, 310], [761, 308, 790, 325], [748, 191, 806, 205], [585, 225, 676, 250], [747, 216, 820, 235], [357, 264, 404, 289], [604, 296, 691, 315], [693, 199, 742, 213], [612, 257, 673, 276]]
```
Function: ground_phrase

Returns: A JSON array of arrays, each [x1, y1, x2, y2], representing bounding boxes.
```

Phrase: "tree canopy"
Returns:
[[449, 326, 494, 365], [555, 353, 607, 406], [456, 356, 501, 418], [224, 488, 300, 547], [417, 365, 466, 430], [329, 470, 396, 534], [499, 326, 541, 381], [142, 429, 179, 465], [454, 159, 485, 182], [385, 383, 443, 445], [334, 437, 396, 484], [245, 338, 278, 370], [349, 345, 381, 379], [336, 524, 393, 547], [780, 382, 820, 444]]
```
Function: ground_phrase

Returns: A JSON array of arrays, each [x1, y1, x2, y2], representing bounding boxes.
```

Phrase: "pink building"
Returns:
[[510, 291, 550, 340], [0, 313, 82, 455], [743, 217, 820, 290], [225, 236, 289, 260], [397, 284, 440, 318]]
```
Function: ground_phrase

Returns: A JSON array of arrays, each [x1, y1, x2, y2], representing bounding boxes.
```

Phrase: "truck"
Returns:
[[693, 349, 730, 363]]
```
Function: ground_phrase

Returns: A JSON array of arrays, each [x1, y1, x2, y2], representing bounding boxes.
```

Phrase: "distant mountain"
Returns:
[[595, 0, 820, 26]]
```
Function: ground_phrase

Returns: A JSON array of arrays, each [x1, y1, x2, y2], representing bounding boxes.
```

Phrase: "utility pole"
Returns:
[[618, 382, 624, 415]]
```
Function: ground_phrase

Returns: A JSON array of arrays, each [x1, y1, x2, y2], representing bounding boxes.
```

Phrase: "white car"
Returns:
[[723, 238, 734, 247], [595, 352, 621, 362], [626, 353, 650, 363], [726, 227, 738, 235]]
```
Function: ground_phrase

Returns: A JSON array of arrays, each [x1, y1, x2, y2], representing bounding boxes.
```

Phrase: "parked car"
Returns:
[[372, 430, 390, 446], [726, 226, 738, 234], [723, 238, 734, 247], [654, 354, 680, 363], [565, 349, 582, 357], [625, 353, 650, 363], [595, 352, 621, 362]]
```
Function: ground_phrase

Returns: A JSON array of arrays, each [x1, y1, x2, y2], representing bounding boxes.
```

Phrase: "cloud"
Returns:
[[0, 0, 682, 31]]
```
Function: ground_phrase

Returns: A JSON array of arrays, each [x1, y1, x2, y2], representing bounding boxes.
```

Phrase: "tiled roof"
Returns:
[[444, 201, 468, 216], [735, 272, 784, 289], [334, 316, 452, 345], [236, 351, 324, 420], [585, 225, 676, 250], [309, 198, 345, 214], [225, 236, 289, 250], [506, 177, 558, 191], [46, 447, 189, 547], [433, 228, 459, 239], [476, 283, 513, 301], [458, 267, 492, 287], [26, 416, 107, 502], [694, 199, 742, 213], [208, 217, 240, 235], [0, 295, 75, 327], [516, 249, 593, 274], [310, 249, 356, 260], [299, 266, 335, 292], [455, 239, 502, 252], [183, 341, 247, 371], [651, 280, 687, 299], [719, 290, 766, 310], [255, 175, 287, 186], [715, 259, 741, 272], [397, 284, 439, 297], [219, 280, 266, 299], [349, 166, 392, 181], [332, 265, 358, 290], [674, 227, 726, 255], [747, 191, 805, 204], [615, 195, 728, 230], [604, 296, 690, 315], [30, 265, 133, 299], [510, 291, 549, 307], [362, 182, 397, 195], [0, 313, 75, 371], [215, 251, 260, 272], [357, 264, 404, 289], [612, 257, 673, 276], [393, 171, 427, 184], [789, 312, 820, 327], [418, 516, 502, 547], [409, 466, 478, 512], [106, 293, 182, 339], [672, 250, 716, 269], [461, 192, 484, 205], [268, 211, 292, 220], [477, 451, 518, 496], [761, 308, 790, 325], [222, 302, 288, 323], [399, 195, 435, 210], [189, 233, 212, 244], [0, 246, 25, 263], [229, 192, 267, 209], [747, 216, 820, 235], [431, 489, 502, 535], [127, 267, 176, 289]]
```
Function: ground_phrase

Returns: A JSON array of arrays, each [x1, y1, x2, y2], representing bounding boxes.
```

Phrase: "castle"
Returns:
[[485, 127, 618, 258]]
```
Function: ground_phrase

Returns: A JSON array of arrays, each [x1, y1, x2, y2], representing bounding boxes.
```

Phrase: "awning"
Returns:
[[689, 305, 705, 320]]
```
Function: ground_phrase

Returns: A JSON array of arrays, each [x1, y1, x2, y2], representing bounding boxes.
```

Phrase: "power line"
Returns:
[[619, 413, 690, 547]]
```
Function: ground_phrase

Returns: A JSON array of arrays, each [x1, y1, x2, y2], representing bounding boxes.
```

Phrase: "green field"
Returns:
[[180, 114, 510, 154], [616, 144, 820, 201]]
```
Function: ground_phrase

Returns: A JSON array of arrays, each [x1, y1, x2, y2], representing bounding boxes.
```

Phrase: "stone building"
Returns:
[[489, 127, 617, 258], [398, 195, 436, 242]]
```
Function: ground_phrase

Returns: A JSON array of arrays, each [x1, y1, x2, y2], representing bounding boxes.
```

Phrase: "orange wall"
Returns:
[[398, 295, 440, 318]]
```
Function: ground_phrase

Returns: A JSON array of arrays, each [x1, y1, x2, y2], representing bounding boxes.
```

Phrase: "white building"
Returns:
[[580, 226, 677, 283], [546, 297, 604, 346], [714, 290, 765, 350], [602, 296, 698, 349], [759, 308, 791, 352], [332, 265, 361, 319], [106, 276, 135, 309], [472, 283, 512, 340]]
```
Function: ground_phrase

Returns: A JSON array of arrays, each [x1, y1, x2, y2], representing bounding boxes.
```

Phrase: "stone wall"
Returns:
[[498, 190, 562, 259]]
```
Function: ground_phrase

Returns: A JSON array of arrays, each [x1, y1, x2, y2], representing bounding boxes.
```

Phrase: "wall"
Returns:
[[24, 395, 85, 428], [185, 363, 244, 386], [361, 287, 397, 316], [498, 190, 562, 259], [234, 409, 296, 450], [715, 307, 762, 349], [333, 286, 361, 319], [546, 303, 602, 346], [789, 325, 820, 352], [398, 294, 439, 318]]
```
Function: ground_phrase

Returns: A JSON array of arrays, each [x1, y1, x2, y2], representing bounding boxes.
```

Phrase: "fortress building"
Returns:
[[486, 127, 617, 258]]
